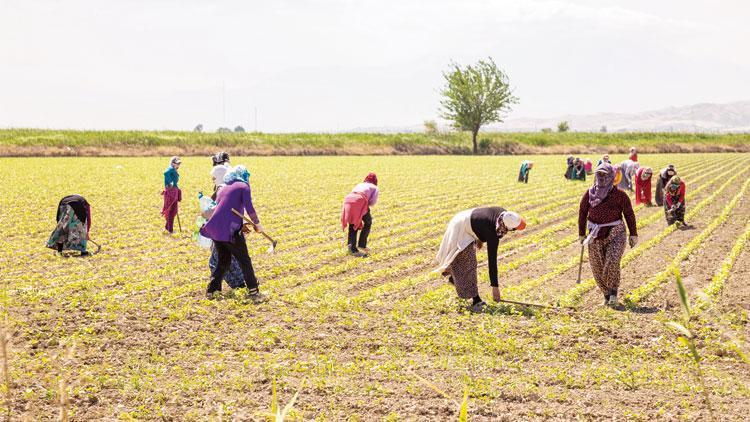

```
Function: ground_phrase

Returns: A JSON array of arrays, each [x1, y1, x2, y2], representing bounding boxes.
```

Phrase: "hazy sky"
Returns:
[[1, 0, 748, 132]]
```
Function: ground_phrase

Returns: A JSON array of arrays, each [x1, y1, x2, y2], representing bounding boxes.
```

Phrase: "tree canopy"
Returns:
[[439, 58, 518, 153]]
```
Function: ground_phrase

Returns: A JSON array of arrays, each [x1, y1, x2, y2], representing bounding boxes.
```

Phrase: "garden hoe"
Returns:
[[575, 243, 585, 284], [497, 298, 550, 309], [88, 239, 102, 255], [231, 208, 277, 253]]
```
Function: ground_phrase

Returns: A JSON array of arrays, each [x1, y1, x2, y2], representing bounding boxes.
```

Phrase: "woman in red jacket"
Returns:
[[634, 167, 653, 206], [664, 176, 687, 226], [579, 163, 638, 307]]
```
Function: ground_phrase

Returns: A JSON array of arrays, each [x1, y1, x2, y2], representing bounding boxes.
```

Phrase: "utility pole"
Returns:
[[221, 80, 226, 126]]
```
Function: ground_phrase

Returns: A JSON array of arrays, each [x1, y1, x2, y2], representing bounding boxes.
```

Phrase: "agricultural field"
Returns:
[[1, 153, 749, 420]]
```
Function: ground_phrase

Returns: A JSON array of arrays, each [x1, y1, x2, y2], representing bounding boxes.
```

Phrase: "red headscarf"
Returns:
[[364, 172, 378, 185]]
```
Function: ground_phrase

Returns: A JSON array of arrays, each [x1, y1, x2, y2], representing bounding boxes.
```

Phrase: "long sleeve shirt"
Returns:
[[665, 182, 686, 208], [470, 207, 507, 287], [351, 182, 379, 207], [579, 189, 638, 239], [164, 167, 179, 188], [200, 181, 259, 242]]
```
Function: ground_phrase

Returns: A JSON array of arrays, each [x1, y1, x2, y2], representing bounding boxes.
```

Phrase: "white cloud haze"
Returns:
[[0, 0, 748, 131]]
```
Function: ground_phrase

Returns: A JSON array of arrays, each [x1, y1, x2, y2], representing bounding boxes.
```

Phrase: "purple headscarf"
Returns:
[[589, 163, 615, 207]]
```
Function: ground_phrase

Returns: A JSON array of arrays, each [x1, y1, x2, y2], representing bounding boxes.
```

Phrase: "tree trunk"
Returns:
[[472, 129, 478, 154]]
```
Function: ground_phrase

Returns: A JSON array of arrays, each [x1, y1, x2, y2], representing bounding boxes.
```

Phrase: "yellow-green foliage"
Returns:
[[2, 153, 748, 419]]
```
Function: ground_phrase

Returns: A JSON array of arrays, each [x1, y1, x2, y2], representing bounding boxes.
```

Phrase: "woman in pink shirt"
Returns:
[[341, 173, 379, 257]]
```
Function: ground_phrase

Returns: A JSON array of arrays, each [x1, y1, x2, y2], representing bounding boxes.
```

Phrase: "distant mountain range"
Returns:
[[349, 101, 750, 133]]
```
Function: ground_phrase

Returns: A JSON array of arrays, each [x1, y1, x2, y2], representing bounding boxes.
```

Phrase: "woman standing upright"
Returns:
[[436, 207, 526, 312], [210, 151, 231, 200], [629, 147, 638, 162], [579, 163, 638, 307], [341, 173, 379, 257], [162, 156, 182, 233]]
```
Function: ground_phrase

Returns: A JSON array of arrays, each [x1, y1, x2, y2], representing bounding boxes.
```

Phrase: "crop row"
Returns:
[[496, 158, 749, 300], [624, 176, 750, 305], [318, 158, 743, 314], [557, 163, 750, 307], [693, 219, 750, 313]]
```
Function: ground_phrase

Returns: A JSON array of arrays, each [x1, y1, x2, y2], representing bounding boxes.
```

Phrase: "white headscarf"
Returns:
[[211, 164, 230, 185]]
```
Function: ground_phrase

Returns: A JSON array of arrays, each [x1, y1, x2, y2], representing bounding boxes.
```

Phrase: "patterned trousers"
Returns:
[[588, 224, 626, 298], [449, 242, 479, 299]]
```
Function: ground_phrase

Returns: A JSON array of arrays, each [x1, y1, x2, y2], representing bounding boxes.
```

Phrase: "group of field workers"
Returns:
[[45, 148, 689, 312]]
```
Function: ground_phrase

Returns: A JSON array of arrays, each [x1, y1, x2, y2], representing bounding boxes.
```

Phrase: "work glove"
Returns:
[[254, 223, 265, 233], [579, 235, 586, 244], [628, 235, 638, 248]]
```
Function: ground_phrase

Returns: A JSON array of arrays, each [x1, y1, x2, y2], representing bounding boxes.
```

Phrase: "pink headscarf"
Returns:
[[589, 163, 615, 207], [364, 172, 378, 186]]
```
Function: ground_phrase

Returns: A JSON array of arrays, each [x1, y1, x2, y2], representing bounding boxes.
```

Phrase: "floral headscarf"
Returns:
[[667, 176, 682, 193], [223, 165, 250, 185], [639, 167, 653, 181], [589, 163, 615, 207]]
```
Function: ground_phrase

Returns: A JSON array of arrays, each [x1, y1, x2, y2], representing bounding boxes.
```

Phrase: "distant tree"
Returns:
[[216, 127, 232, 133], [194, 124, 203, 132], [234, 125, 246, 133], [557, 121, 570, 132], [439, 58, 519, 154], [541, 128, 552, 133], [423, 120, 438, 135], [600, 125, 607, 133]]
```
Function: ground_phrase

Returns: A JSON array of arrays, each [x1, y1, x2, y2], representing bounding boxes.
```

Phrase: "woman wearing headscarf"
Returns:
[[210, 151, 231, 200], [664, 176, 687, 226], [435, 207, 526, 312], [597, 154, 611, 167], [341, 173, 379, 257], [570, 158, 586, 181], [46, 194, 92, 256], [436, 208, 526, 312], [564, 155, 575, 179], [654, 165, 677, 206], [578, 163, 638, 307], [618, 159, 640, 191], [161, 156, 182, 233], [518, 160, 533, 183], [203, 154, 245, 289], [200, 165, 267, 301], [584, 159, 593, 175], [634, 167, 654, 206], [629, 147, 638, 162]]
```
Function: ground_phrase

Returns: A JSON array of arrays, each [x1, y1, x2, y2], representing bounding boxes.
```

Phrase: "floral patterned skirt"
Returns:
[[449, 242, 479, 299], [46, 205, 88, 252], [209, 245, 245, 288]]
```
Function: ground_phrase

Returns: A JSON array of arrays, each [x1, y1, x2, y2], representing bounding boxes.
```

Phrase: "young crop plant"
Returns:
[[694, 219, 750, 313], [663, 270, 715, 421], [625, 176, 750, 306], [558, 163, 750, 308]]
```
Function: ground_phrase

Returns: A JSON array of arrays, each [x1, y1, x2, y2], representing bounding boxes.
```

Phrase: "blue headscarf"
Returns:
[[223, 165, 250, 185]]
